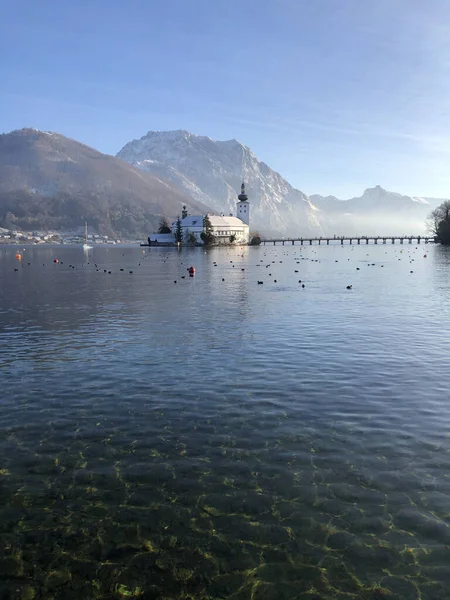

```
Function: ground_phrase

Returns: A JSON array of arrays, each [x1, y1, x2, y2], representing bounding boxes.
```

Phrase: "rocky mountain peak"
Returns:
[[117, 130, 321, 235]]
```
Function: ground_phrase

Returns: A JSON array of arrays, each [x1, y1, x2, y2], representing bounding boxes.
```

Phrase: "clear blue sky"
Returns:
[[2, 0, 450, 198]]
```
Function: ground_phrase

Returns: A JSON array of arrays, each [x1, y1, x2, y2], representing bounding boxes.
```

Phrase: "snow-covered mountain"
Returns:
[[117, 130, 322, 236]]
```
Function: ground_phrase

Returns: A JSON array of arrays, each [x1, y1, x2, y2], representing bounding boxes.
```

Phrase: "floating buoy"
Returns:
[[15, 253, 22, 260], [53, 258, 59, 264], [423, 254, 427, 258], [188, 266, 196, 276]]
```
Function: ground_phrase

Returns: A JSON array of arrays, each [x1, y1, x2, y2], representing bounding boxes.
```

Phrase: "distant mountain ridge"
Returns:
[[0, 127, 446, 238], [0, 128, 209, 237], [310, 185, 441, 235], [117, 130, 322, 236], [311, 185, 434, 212]]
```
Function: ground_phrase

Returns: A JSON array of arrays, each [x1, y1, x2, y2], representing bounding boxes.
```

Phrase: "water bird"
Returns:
[[346, 285, 352, 289]]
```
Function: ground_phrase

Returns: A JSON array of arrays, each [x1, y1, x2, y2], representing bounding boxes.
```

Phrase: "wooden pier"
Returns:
[[262, 235, 436, 246]]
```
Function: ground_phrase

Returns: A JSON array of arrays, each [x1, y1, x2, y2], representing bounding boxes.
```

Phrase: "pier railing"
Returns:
[[261, 236, 436, 246]]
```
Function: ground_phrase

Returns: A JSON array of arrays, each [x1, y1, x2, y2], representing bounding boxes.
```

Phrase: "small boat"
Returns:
[[83, 221, 93, 250]]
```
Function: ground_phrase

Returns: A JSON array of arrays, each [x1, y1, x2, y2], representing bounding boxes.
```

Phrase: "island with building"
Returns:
[[146, 182, 252, 247]]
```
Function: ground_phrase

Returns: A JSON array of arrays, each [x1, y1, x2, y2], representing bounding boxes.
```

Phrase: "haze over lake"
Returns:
[[1, 243, 450, 600]]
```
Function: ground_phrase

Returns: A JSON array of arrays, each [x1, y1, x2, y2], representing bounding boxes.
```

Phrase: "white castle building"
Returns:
[[149, 182, 249, 246]]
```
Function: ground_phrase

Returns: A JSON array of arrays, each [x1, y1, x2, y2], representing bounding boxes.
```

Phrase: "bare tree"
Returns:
[[426, 208, 441, 236], [426, 200, 450, 242], [157, 216, 171, 234]]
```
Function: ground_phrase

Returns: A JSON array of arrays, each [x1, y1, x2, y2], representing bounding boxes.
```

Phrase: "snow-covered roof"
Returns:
[[176, 215, 247, 228], [209, 215, 247, 228], [177, 216, 204, 227]]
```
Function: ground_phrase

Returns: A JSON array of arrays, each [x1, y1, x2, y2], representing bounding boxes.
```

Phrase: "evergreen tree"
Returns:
[[200, 214, 215, 246], [186, 230, 197, 245], [174, 217, 183, 243]]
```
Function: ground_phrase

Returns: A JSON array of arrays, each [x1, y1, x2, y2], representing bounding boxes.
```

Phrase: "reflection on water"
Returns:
[[1, 243, 450, 599]]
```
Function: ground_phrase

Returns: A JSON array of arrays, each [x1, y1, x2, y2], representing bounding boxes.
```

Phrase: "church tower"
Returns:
[[237, 181, 250, 226]]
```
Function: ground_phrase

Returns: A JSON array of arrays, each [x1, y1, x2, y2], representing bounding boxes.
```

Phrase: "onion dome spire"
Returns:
[[238, 181, 248, 202]]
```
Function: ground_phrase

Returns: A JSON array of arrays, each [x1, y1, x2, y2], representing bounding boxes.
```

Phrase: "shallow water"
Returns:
[[1, 242, 450, 599]]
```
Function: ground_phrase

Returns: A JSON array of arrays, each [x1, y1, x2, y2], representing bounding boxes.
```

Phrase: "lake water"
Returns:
[[1, 242, 450, 600]]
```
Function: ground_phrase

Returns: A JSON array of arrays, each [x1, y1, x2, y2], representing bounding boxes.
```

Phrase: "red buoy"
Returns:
[[53, 258, 59, 264], [188, 266, 196, 275]]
